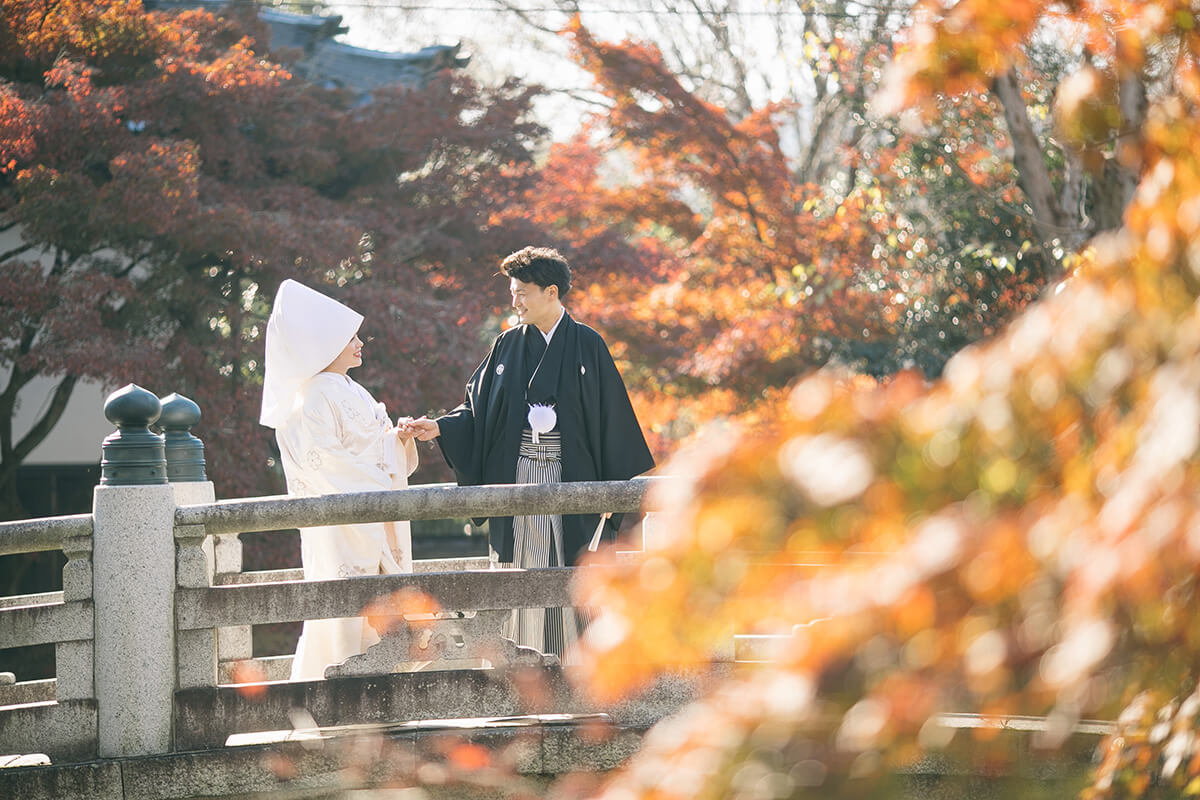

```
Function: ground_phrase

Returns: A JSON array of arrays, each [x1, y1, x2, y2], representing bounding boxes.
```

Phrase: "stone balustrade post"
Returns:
[[174, 500, 217, 690], [92, 384, 177, 758], [55, 531, 94, 702], [211, 531, 253, 665], [159, 392, 252, 667]]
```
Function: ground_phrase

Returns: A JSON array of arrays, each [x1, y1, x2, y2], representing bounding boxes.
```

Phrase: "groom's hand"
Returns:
[[406, 417, 441, 442]]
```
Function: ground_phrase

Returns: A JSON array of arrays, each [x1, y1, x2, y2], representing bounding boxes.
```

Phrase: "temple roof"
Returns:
[[145, 1, 469, 93]]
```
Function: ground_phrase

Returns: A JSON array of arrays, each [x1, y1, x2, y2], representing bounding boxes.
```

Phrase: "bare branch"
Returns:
[[683, 0, 754, 116], [113, 247, 155, 279], [0, 241, 36, 263], [547, 86, 614, 110], [492, 0, 573, 34], [10, 374, 76, 467], [48, 245, 69, 278], [0, 360, 33, 461], [1060, 144, 1089, 239]]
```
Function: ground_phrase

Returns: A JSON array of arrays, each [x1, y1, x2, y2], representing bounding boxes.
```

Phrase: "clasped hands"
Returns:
[[396, 416, 440, 442]]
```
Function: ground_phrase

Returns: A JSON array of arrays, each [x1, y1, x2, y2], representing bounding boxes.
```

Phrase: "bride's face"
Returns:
[[323, 333, 363, 375]]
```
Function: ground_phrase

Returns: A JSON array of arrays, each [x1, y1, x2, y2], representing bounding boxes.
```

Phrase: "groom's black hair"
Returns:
[[500, 246, 572, 298]]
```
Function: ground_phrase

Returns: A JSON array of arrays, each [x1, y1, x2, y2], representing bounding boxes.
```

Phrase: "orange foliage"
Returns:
[[0, 0, 548, 510], [229, 660, 268, 702], [362, 588, 442, 636], [446, 742, 492, 771], [572, 2, 1200, 798], [508, 15, 1047, 460]]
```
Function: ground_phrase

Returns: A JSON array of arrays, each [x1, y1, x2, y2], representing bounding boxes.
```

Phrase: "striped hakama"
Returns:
[[500, 429, 584, 660]]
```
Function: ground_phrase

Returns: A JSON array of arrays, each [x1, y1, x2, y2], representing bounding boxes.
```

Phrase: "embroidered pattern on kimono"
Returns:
[[276, 372, 419, 681]]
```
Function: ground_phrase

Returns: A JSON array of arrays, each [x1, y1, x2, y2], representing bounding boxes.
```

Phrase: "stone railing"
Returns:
[[0, 384, 685, 768], [169, 480, 678, 753], [0, 508, 96, 762]]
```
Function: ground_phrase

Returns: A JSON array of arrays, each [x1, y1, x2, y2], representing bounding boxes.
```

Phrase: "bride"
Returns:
[[259, 278, 418, 681]]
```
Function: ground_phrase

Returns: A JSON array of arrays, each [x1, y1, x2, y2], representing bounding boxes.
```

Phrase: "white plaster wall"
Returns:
[[11, 377, 111, 465]]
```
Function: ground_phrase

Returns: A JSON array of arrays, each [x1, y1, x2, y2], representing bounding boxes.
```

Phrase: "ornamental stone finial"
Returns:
[[100, 384, 167, 486], [159, 392, 207, 482]]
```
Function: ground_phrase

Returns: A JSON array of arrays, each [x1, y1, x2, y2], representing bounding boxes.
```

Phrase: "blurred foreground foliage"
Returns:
[[563, 1, 1200, 798]]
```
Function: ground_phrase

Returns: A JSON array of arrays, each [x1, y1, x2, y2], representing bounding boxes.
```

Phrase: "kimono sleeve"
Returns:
[[371, 397, 418, 477], [435, 340, 498, 487], [592, 341, 656, 481], [400, 435, 419, 477], [287, 386, 398, 494]]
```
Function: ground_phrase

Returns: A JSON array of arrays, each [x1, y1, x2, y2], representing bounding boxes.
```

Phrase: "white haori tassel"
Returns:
[[527, 403, 556, 444], [588, 513, 612, 552]]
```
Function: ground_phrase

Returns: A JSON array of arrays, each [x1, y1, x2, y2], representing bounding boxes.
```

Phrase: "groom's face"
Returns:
[[510, 277, 559, 330]]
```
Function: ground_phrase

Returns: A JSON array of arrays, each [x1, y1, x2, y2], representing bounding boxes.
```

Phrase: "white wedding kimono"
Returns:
[[276, 372, 418, 681]]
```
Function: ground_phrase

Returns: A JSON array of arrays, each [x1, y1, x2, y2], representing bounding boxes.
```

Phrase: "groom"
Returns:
[[406, 246, 654, 658], [408, 246, 655, 567]]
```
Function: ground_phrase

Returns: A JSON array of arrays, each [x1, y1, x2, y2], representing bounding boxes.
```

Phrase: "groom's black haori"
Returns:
[[435, 255, 655, 566]]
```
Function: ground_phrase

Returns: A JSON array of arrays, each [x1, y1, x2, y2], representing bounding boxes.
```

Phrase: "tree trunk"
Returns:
[[1091, 70, 1146, 232], [992, 69, 1072, 277], [0, 373, 77, 521], [0, 469, 25, 522]]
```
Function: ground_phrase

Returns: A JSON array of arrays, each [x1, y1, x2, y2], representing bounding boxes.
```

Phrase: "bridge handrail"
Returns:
[[175, 476, 667, 535], [177, 566, 583, 629], [0, 600, 94, 649], [0, 513, 93, 557], [0, 476, 666, 556]]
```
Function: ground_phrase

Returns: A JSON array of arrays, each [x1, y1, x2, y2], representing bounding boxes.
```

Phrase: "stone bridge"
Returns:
[[0, 386, 1109, 799]]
